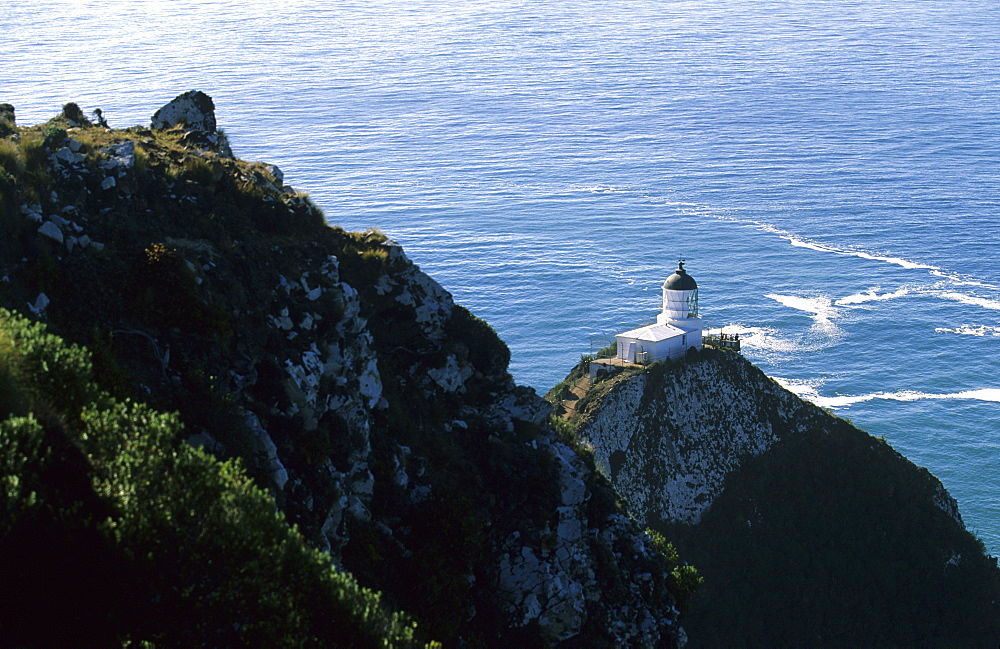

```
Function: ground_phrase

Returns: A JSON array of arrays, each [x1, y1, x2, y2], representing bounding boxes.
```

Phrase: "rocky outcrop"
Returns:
[[573, 354, 827, 526], [0, 95, 683, 648], [151, 90, 217, 131], [150, 90, 232, 156], [560, 350, 1000, 648]]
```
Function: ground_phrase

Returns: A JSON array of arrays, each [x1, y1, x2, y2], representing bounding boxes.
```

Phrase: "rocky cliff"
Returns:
[[554, 349, 1000, 647], [0, 93, 683, 647]]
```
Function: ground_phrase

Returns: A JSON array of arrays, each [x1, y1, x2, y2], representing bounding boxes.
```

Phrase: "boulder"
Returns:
[[38, 221, 64, 244], [151, 90, 217, 132]]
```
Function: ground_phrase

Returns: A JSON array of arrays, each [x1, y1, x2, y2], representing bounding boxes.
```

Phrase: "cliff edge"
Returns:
[[553, 349, 1000, 647], [0, 94, 683, 647]]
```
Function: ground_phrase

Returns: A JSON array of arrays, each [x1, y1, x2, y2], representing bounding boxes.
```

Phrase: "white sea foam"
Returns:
[[787, 237, 839, 254], [687, 210, 953, 276], [835, 287, 910, 306], [935, 325, 1000, 337], [930, 269, 1000, 289], [771, 376, 826, 401], [764, 293, 843, 337], [725, 218, 942, 270], [937, 292, 1000, 311], [766, 294, 834, 316], [723, 325, 804, 354], [788, 387, 1000, 409], [848, 250, 938, 270]]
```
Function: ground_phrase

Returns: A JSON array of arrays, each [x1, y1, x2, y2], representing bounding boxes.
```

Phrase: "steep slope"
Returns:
[[0, 94, 683, 647], [0, 309, 427, 649], [556, 349, 1000, 647]]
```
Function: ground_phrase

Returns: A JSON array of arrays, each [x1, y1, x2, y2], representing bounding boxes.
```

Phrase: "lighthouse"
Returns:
[[614, 261, 704, 363], [656, 260, 702, 329]]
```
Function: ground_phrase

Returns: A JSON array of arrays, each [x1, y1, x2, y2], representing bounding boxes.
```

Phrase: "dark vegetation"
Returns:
[[573, 349, 1000, 648], [0, 110, 445, 647], [0, 309, 430, 648], [664, 420, 1000, 648], [0, 105, 683, 647]]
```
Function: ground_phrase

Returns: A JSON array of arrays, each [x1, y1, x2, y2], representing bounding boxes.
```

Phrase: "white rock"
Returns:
[[427, 354, 473, 393], [243, 409, 289, 491], [263, 164, 284, 185], [358, 356, 383, 409], [151, 90, 217, 131], [27, 293, 49, 316], [37, 221, 64, 244], [53, 147, 85, 164], [101, 176, 117, 190], [103, 140, 135, 169], [269, 307, 294, 330], [20, 205, 43, 222]]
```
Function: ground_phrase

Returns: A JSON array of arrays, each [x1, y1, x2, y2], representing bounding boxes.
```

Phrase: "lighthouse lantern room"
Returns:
[[614, 261, 704, 363]]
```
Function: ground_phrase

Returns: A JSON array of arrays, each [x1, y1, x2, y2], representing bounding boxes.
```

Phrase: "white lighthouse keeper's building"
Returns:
[[615, 261, 704, 363]]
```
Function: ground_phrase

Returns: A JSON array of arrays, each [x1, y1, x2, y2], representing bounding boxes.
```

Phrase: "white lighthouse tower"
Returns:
[[614, 261, 704, 363], [656, 260, 702, 331]]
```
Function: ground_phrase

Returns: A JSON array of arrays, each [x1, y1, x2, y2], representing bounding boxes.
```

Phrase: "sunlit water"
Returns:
[[4, 0, 999, 554]]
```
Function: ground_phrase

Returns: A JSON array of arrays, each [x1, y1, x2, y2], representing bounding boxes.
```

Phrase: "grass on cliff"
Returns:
[[0, 308, 435, 648]]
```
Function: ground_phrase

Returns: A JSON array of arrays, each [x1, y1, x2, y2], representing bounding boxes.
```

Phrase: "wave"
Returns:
[[935, 325, 1000, 337], [930, 269, 1000, 289], [771, 376, 826, 400], [783, 236, 935, 270], [717, 325, 805, 354], [765, 294, 833, 314], [705, 214, 944, 271], [776, 383, 1000, 409], [647, 199, 998, 295], [719, 324, 845, 357], [764, 293, 844, 338], [671, 206, 995, 282], [835, 287, 910, 306], [833, 286, 1000, 314], [936, 292, 1000, 311]]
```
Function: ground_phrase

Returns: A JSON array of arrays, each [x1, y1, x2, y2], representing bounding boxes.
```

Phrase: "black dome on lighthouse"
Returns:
[[662, 261, 697, 290]]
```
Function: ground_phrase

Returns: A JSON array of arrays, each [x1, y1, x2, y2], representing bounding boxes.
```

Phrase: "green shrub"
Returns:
[[446, 305, 510, 376], [42, 124, 67, 144], [0, 309, 431, 648], [646, 527, 702, 612], [0, 415, 47, 525], [0, 106, 14, 138], [0, 138, 24, 216]]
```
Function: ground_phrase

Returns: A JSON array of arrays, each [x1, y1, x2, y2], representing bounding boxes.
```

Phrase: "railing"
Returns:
[[703, 332, 741, 351]]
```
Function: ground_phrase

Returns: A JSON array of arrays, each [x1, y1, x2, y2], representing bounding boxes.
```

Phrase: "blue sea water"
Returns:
[[4, 0, 999, 555]]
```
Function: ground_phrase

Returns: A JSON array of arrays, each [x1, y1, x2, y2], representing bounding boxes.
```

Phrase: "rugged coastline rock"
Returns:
[[0, 96, 682, 647], [552, 350, 1000, 647]]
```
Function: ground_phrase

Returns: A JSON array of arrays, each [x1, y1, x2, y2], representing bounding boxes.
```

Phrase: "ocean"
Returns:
[[5, 0, 999, 554]]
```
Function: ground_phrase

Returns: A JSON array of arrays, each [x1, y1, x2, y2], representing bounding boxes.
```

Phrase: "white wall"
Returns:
[[616, 333, 698, 363]]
